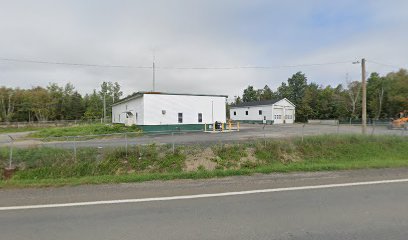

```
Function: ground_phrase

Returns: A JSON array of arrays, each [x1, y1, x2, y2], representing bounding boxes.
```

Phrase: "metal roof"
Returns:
[[112, 91, 228, 106], [230, 99, 280, 108]]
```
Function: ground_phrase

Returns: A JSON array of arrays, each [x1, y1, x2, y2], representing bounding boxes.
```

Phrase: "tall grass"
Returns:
[[1, 134, 407, 187]]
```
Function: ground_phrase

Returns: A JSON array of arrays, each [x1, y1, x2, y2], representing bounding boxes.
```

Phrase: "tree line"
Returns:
[[0, 82, 123, 122], [233, 69, 408, 122], [1, 68, 407, 123]]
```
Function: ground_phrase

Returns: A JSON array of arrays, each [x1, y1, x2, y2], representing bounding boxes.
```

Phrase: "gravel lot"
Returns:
[[1, 123, 406, 148]]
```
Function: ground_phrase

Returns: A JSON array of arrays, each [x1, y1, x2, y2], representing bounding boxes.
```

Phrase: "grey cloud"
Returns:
[[0, 0, 407, 98]]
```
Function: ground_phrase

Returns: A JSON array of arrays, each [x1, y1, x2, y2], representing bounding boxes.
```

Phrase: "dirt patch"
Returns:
[[241, 147, 257, 163], [184, 147, 217, 171]]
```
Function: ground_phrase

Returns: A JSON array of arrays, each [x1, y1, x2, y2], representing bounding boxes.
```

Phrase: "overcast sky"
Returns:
[[0, 0, 407, 99]]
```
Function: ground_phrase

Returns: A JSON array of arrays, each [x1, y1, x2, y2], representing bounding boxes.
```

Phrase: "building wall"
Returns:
[[112, 96, 144, 125], [143, 94, 226, 125], [272, 99, 295, 124], [230, 99, 295, 124], [230, 105, 273, 122]]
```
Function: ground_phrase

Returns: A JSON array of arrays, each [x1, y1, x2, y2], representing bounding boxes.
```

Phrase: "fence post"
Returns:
[[263, 124, 266, 147], [73, 136, 77, 161], [337, 120, 340, 134], [125, 133, 128, 158], [302, 124, 305, 142], [371, 120, 376, 135], [8, 137, 13, 169], [172, 132, 175, 154]]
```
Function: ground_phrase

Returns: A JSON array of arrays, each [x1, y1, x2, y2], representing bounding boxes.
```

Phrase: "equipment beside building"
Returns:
[[389, 110, 408, 129]]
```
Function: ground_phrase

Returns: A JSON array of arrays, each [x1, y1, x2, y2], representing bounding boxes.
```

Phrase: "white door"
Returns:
[[285, 109, 294, 124], [274, 108, 284, 124]]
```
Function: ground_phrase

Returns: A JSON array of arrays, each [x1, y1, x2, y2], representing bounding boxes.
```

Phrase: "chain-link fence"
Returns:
[[1, 122, 407, 179], [0, 119, 103, 128]]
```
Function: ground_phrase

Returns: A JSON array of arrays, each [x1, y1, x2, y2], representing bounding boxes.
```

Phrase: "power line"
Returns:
[[367, 59, 406, 69], [0, 58, 150, 69], [157, 61, 354, 70], [0, 57, 355, 70]]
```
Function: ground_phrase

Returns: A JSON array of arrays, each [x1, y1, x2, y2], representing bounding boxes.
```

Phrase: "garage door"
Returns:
[[274, 108, 284, 124], [285, 109, 294, 124]]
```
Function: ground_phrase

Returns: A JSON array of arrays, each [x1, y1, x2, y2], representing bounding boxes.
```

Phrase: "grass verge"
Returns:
[[28, 123, 141, 139], [1, 134, 407, 188]]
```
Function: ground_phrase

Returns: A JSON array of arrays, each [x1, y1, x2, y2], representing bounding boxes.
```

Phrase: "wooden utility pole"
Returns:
[[361, 58, 367, 134]]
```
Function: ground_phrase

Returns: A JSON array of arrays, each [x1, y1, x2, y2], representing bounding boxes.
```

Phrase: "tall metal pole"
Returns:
[[152, 52, 156, 92], [361, 58, 367, 134], [211, 100, 214, 123]]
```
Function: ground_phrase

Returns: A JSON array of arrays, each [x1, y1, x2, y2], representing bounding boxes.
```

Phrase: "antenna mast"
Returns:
[[152, 50, 156, 91]]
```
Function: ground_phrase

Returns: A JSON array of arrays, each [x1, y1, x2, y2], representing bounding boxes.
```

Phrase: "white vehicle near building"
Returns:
[[230, 98, 295, 124], [112, 91, 227, 131]]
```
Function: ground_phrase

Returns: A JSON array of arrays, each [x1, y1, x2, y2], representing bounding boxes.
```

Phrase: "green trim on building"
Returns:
[[235, 120, 274, 125], [139, 124, 205, 132]]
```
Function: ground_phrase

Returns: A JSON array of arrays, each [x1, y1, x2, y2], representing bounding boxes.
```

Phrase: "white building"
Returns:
[[230, 98, 295, 124], [112, 92, 227, 131]]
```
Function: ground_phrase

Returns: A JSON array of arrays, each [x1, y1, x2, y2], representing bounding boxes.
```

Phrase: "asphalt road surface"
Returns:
[[1, 168, 408, 240]]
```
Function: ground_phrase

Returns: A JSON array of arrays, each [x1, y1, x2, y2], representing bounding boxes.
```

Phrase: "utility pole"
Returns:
[[361, 58, 367, 134]]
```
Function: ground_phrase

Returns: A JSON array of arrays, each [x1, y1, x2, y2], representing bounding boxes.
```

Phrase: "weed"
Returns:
[[211, 144, 247, 169]]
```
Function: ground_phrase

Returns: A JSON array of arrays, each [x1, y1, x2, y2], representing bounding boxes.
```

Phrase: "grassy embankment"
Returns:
[[1, 134, 407, 188], [28, 124, 141, 139]]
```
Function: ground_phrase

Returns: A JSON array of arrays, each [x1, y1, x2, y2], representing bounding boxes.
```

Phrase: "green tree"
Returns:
[[30, 87, 52, 121], [384, 69, 408, 117], [84, 90, 102, 120], [346, 81, 361, 120], [260, 85, 275, 100], [0, 87, 16, 122], [242, 85, 257, 102], [367, 72, 388, 119], [287, 72, 307, 106]]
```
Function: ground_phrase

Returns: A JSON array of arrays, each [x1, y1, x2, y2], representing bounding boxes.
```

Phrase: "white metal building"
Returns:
[[112, 92, 227, 131], [230, 98, 295, 124]]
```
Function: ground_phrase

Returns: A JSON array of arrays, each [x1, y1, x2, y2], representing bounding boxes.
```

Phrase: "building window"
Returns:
[[135, 112, 138, 120], [259, 110, 262, 115], [198, 113, 203, 123], [178, 113, 183, 123], [245, 111, 248, 115], [233, 111, 236, 116], [162, 110, 166, 115]]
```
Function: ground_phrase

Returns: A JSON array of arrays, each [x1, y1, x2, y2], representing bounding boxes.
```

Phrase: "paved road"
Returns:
[[1, 168, 408, 239], [1, 124, 406, 148]]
